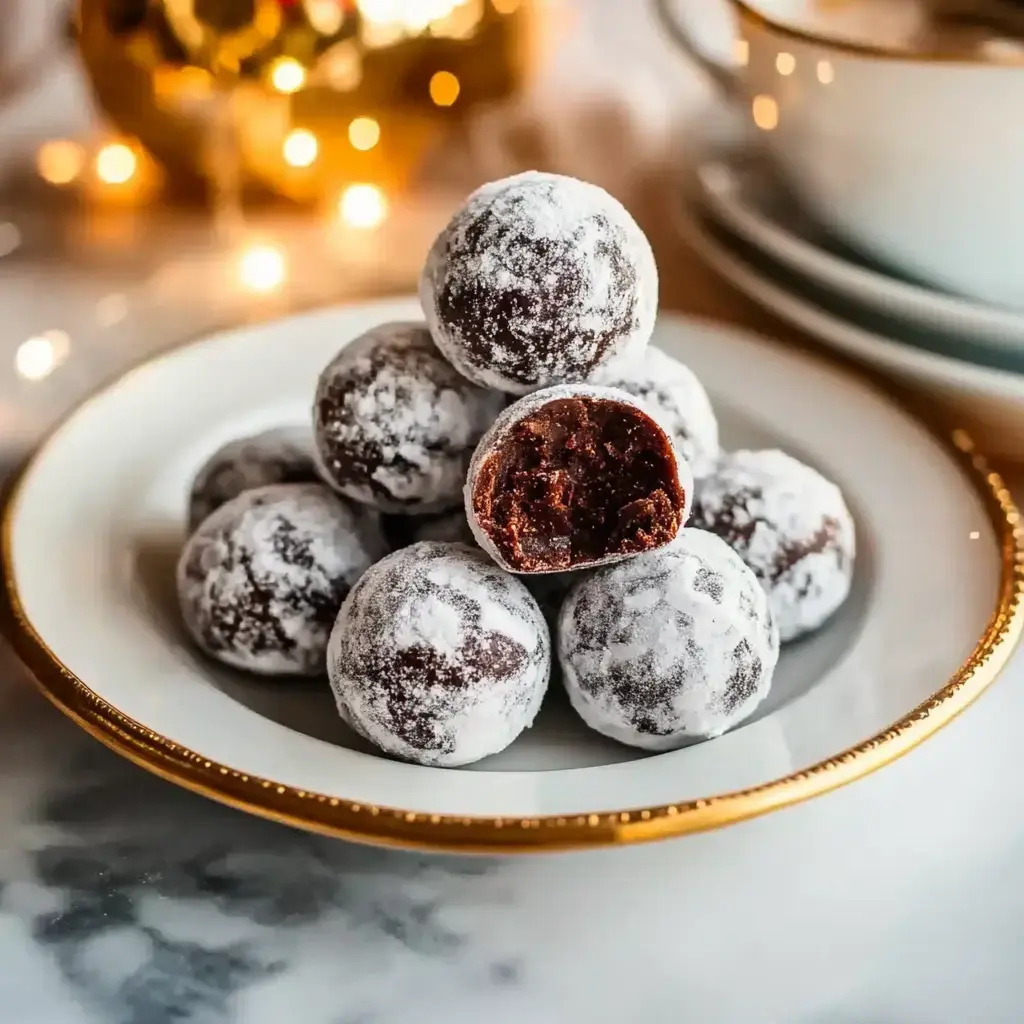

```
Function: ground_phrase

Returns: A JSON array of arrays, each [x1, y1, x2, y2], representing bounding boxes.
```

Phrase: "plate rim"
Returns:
[[3, 304, 1023, 854], [694, 157, 1024, 351]]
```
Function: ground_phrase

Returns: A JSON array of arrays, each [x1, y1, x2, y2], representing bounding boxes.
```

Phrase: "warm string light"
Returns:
[[429, 70, 461, 106], [37, 140, 84, 186], [348, 116, 381, 151], [15, 330, 70, 382], [283, 129, 319, 168], [339, 183, 387, 228], [269, 57, 307, 94], [95, 143, 138, 185], [238, 244, 287, 293]]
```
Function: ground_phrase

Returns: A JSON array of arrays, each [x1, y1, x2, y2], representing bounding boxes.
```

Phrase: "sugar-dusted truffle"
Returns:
[[559, 529, 779, 749], [592, 346, 720, 478], [466, 384, 692, 573], [313, 321, 504, 515], [691, 449, 856, 642], [328, 542, 550, 767], [178, 483, 386, 676], [420, 172, 658, 394], [187, 426, 318, 532]]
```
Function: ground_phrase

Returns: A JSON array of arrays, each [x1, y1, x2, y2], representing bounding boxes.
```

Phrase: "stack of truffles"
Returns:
[[177, 172, 857, 768]]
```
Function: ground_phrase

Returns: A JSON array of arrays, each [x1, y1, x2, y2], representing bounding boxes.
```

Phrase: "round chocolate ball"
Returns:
[[559, 528, 780, 749], [177, 483, 386, 676], [466, 384, 692, 573], [187, 426, 319, 533], [592, 347, 720, 478], [420, 172, 658, 394], [313, 321, 504, 515], [328, 542, 550, 767], [691, 450, 856, 642]]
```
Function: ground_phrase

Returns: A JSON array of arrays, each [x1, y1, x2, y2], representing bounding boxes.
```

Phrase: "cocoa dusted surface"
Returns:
[[471, 396, 685, 572]]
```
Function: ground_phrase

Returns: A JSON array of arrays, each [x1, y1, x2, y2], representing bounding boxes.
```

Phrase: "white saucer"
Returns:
[[3, 298, 1021, 852], [694, 149, 1024, 361], [680, 207, 1024, 461]]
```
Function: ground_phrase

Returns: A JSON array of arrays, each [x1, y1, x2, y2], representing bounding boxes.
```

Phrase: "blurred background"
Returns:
[[0, 0, 735, 463]]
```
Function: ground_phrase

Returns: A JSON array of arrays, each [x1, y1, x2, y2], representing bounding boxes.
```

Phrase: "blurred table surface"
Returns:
[[0, 3, 1022, 1023]]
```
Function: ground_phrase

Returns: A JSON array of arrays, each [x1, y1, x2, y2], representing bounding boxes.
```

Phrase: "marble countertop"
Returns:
[[1, 3, 1023, 1022]]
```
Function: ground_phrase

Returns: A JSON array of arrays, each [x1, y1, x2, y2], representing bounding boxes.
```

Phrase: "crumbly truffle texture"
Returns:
[[592, 347, 720, 479], [466, 384, 693, 574], [187, 427, 319, 532], [313, 321, 505, 515], [328, 542, 550, 767], [691, 450, 856, 642], [420, 172, 658, 394], [178, 484, 387, 676], [559, 529, 779, 749]]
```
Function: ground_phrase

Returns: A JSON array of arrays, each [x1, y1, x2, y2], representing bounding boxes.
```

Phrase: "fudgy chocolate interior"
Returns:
[[472, 397, 685, 572]]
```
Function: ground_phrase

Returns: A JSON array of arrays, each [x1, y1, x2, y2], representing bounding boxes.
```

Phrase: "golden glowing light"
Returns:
[[95, 143, 138, 185], [305, 0, 346, 34], [492, 0, 521, 12], [36, 140, 84, 186], [430, 0, 484, 39], [816, 59, 835, 84], [269, 57, 307, 94], [348, 116, 381, 151], [970, 531, 981, 540], [429, 70, 461, 107], [775, 51, 796, 75], [238, 245, 287, 293], [16, 330, 70, 382], [283, 129, 319, 168], [323, 41, 363, 90], [734, 39, 750, 66], [752, 94, 779, 131], [339, 184, 388, 228]]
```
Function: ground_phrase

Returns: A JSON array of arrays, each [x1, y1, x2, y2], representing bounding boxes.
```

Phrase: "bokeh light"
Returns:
[[269, 57, 307, 94], [37, 140, 85, 186], [238, 245, 287, 293], [429, 70, 461, 107], [339, 184, 388, 228], [95, 143, 138, 185], [283, 129, 319, 168], [348, 116, 381, 151]]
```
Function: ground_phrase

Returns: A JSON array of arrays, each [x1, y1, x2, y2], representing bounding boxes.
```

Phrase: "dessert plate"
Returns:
[[680, 209, 1024, 461], [3, 297, 1022, 853], [694, 154, 1024, 359]]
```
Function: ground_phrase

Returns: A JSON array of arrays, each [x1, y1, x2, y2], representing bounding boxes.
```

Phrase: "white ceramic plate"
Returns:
[[680, 208, 1024, 462], [694, 154, 1024, 361], [3, 298, 1022, 853]]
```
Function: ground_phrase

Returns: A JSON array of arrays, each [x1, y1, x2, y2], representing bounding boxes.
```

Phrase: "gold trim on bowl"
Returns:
[[2, 337, 1022, 854], [732, 0, 1024, 65]]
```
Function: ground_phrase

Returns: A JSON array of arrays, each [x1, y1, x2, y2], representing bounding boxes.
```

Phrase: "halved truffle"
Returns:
[[466, 385, 692, 573]]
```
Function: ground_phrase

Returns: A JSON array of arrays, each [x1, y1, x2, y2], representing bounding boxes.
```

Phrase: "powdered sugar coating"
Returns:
[[328, 542, 550, 767], [178, 483, 386, 676], [559, 529, 779, 749], [313, 321, 505, 514], [420, 172, 658, 394], [188, 426, 318, 532], [465, 384, 694, 573], [691, 450, 856, 642], [591, 347, 720, 479]]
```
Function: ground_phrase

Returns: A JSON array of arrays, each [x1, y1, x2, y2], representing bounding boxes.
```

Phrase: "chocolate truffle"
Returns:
[[691, 449, 856, 642], [328, 542, 550, 767], [420, 172, 658, 394], [559, 529, 779, 749], [592, 347, 720, 478], [313, 321, 504, 515], [177, 483, 386, 676], [466, 385, 692, 573], [187, 426, 319, 533]]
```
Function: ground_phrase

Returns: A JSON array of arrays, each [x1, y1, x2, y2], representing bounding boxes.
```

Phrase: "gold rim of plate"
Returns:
[[2, 337, 1023, 855], [733, 0, 1024, 65]]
